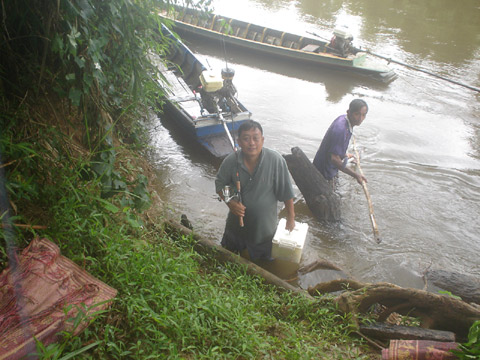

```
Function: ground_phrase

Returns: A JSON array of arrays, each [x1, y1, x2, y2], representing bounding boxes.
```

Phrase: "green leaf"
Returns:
[[68, 87, 82, 106], [112, 178, 127, 191], [58, 341, 101, 360], [66, 73, 76, 81], [126, 213, 142, 228], [96, 197, 120, 214], [51, 34, 64, 55], [74, 56, 85, 69]]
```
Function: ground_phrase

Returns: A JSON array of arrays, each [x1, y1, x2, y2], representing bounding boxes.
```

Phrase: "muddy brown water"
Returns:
[[148, 0, 480, 289]]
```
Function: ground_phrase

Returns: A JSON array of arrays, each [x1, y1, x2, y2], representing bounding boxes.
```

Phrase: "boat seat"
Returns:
[[169, 95, 199, 103], [301, 44, 321, 53]]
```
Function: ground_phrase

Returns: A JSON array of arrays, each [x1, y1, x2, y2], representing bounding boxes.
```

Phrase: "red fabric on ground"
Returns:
[[0, 238, 117, 360], [382, 339, 459, 360]]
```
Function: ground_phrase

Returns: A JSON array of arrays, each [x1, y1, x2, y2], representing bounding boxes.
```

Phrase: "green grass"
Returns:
[[58, 231, 371, 359]]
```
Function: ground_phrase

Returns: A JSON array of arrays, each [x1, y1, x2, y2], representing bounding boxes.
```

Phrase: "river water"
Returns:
[[148, 0, 480, 289]]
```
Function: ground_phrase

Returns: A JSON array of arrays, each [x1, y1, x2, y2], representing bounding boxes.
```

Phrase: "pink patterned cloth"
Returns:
[[382, 340, 459, 360], [0, 238, 117, 360]]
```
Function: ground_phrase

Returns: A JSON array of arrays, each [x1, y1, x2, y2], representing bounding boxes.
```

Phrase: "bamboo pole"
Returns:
[[352, 137, 381, 243]]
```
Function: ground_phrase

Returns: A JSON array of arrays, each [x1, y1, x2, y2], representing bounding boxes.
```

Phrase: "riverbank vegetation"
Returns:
[[0, 0, 381, 358], [1, 109, 375, 359]]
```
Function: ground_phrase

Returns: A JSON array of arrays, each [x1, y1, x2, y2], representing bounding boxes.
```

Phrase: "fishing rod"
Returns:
[[217, 107, 244, 228], [352, 136, 381, 244], [221, 126, 244, 228], [307, 30, 480, 93], [218, 34, 244, 227]]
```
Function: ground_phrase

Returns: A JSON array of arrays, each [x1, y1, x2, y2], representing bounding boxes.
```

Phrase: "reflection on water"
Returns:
[[252, 0, 480, 65], [150, 0, 480, 287]]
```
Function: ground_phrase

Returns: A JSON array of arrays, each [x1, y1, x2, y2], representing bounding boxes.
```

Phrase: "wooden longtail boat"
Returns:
[[161, 7, 397, 84], [159, 24, 251, 158]]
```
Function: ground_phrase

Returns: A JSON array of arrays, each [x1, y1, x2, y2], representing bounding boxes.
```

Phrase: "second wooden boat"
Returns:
[[161, 7, 397, 84]]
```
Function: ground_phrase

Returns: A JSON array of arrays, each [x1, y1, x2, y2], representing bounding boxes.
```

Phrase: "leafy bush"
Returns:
[[452, 320, 480, 359]]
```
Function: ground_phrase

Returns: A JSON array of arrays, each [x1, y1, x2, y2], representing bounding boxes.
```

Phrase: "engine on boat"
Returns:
[[198, 67, 241, 115], [328, 28, 354, 57]]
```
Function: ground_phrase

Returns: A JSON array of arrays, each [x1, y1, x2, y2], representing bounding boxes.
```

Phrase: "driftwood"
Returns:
[[333, 282, 480, 339], [308, 278, 366, 295], [426, 269, 480, 305], [359, 322, 455, 342], [288, 260, 349, 285], [283, 146, 341, 221], [298, 259, 344, 274]]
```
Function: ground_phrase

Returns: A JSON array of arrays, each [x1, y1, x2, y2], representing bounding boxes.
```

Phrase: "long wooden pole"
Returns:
[[364, 49, 480, 93], [307, 31, 480, 93], [352, 137, 381, 244]]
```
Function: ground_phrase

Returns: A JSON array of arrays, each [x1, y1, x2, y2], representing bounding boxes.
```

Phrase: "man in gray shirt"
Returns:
[[216, 120, 295, 261]]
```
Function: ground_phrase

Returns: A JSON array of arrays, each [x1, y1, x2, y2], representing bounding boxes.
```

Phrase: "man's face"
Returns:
[[238, 127, 264, 158], [348, 106, 368, 126]]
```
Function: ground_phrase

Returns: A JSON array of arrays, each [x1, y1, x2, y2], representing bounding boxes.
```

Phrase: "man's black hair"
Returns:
[[237, 120, 263, 138], [349, 99, 368, 113]]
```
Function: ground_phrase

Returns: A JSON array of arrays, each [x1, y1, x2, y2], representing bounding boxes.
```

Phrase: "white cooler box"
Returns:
[[272, 218, 308, 263]]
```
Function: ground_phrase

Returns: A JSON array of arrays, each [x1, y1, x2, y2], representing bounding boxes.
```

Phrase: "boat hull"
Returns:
[[161, 101, 249, 158], [158, 24, 251, 158], [164, 8, 397, 83]]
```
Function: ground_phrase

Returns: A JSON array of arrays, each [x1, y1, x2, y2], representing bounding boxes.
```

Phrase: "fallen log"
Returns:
[[426, 269, 480, 305], [335, 282, 480, 339], [283, 146, 341, 221], [359, 322, 456, 342]]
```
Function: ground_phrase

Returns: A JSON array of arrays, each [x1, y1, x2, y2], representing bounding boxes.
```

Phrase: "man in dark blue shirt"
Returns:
[[313, 99, 368, 185]]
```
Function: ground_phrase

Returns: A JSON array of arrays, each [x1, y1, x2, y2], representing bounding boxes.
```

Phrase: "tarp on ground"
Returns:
[[0, 238, 117, 360]]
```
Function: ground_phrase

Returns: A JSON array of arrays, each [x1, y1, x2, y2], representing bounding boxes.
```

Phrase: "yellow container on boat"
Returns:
[[199, 70, 223, 92], [272, 218, 308, 263]]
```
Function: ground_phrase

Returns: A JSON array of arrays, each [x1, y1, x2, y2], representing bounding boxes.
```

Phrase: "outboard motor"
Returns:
[[198, 67, 240, 114], [217, 67, 239, 113], [221, 67, 237, 98], [331, 29, 354, 57]]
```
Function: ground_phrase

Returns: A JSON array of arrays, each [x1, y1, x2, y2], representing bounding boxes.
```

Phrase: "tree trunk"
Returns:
[[283, 147, 341, 221], [426, 269, 480, 305], [359, 322, 456, 342]]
